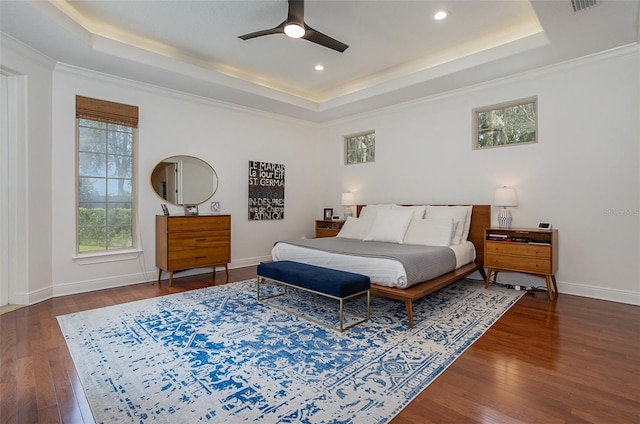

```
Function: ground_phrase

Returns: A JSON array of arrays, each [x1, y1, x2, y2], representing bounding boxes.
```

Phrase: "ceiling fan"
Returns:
[[238, 0, 349, 53]]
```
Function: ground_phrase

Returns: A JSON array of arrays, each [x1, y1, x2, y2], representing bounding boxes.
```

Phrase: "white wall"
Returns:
[[2, 34, 638, 305], [50, 65, 321, 296], [0, 36, 54, 305], [319, 46, 640, 304]]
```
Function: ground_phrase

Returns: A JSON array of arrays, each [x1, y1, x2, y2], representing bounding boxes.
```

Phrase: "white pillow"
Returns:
[[363, 208, 414, 243], [336, 217, 374, 240], [403, 218, 455, 247], [426, 205, 471, 244], [358, 204, 394, 220], [391, 204, 426, 220]]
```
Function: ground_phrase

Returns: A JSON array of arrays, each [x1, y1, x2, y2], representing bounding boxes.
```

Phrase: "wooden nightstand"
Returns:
[[315, 220, 345, 238], [484, 227, 559, 300]]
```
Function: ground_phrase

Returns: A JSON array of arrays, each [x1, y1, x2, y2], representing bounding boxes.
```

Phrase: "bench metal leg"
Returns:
[[257, 275, 370, 332]]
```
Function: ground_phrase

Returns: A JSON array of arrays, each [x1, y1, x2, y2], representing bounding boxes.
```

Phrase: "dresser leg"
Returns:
[[551, 275, 559, 296], [478, 266, 487, 282], [158, 269, 162, 284], [224, 264, 229, 283], [545, 275, 555, 300], [485, 268, 499, 288], [169, 271, 174, 287]]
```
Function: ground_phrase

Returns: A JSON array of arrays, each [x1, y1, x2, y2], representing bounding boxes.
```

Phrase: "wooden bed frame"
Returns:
[[355, 204, 490, 328]]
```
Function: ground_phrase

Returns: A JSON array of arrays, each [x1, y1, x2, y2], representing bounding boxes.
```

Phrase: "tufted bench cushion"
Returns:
[[257, 260, 370, 297], [256, 260, 370, 331]]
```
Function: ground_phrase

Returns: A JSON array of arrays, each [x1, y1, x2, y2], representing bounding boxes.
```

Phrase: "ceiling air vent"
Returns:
[[571, 0, 597, 12]]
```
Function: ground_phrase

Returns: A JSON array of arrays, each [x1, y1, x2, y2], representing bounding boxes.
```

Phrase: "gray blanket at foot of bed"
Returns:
[[274, 238, 456, 286]]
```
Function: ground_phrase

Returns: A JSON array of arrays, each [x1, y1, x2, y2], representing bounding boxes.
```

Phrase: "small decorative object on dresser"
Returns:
[[183, 204, 199, 216], [315, 219, 345, 238], [324, 208, 333, 220], [484, 227, 558, 300], [211, 201, 221, 214], [156, 215, 231, 286], [160, 203, 170, 216]]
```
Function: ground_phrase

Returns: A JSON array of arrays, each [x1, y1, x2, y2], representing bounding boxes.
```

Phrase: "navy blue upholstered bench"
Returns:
[[256, 260, 371, 332]]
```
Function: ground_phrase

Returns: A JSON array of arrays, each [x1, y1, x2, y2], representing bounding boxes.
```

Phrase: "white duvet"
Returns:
[[271, 240, 476, 289]]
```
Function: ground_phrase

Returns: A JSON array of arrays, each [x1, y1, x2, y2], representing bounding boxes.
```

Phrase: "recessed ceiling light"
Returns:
[[433, 10, 449, 20], [315, 64, 325, 71]]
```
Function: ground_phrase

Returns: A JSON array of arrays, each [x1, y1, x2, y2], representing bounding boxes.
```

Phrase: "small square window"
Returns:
[[345, 130, 375, 165]]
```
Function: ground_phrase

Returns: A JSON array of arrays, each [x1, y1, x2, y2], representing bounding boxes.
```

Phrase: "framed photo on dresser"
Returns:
[[183, 204, 199, 216]]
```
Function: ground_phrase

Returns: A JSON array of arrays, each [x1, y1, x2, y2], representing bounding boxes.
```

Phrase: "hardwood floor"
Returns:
[[1, 267, 638, 423]]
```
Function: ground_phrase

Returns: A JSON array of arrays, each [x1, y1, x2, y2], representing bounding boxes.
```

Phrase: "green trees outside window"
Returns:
[[78, 119, 134, 252], [345, 131, 375, 165], [474, 97, 537, 149]]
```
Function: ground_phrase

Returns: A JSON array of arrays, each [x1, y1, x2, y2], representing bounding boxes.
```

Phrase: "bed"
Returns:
[[272, 204, 490, 328]]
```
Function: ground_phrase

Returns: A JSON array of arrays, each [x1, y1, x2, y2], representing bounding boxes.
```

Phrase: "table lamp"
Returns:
[[341, 192, 355, 218], [494, 186, 517, 228]]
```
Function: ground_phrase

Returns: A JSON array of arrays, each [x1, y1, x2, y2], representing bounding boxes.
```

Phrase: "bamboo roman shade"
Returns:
[[76, 95, 139, 128]]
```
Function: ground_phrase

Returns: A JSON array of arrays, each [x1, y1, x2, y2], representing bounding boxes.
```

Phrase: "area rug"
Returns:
[[57, 278, 523, 423]]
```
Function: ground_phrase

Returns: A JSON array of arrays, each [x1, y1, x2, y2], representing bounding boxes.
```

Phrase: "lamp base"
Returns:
[[344, 207, 353, 218], [497, 208, 512, 228]]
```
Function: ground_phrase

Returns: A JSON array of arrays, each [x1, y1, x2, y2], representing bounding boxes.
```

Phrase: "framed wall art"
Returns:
[[248, 161, 285, 220]]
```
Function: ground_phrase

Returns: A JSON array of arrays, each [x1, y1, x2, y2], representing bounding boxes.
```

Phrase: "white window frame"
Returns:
[[344, 130, 375, 165], [473, 97, 538, 150], [76, 118, 138, 257]]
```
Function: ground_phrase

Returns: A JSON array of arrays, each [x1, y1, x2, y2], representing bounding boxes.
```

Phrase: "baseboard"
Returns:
[[42, 256, 272, 303], [21, 259, 640, 307], [52, 270, 158, 298], [480, 270, 640, 306], [13, 285, 53, 306], [556, 281, 640, 306]]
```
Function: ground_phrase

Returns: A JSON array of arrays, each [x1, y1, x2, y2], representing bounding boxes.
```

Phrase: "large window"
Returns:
[[473, 97, 537, 149], [76, 96, 138, 253]]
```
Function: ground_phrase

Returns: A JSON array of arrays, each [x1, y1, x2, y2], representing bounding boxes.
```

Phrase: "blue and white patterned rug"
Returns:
[[57, 278, 523, 423]]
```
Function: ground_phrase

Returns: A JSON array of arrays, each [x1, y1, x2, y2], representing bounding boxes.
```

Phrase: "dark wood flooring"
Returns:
[[1, 266, 638, 423]]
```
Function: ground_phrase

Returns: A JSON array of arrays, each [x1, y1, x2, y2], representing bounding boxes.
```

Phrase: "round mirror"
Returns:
[[150, 155, 218, 205]]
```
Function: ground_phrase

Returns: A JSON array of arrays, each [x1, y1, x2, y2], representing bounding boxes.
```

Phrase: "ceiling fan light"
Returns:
[[284, 23, 305, 38]]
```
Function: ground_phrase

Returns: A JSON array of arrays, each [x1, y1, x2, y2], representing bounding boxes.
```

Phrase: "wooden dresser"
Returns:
[[484, 227, 558, 300], [155, 215, 231, 286]]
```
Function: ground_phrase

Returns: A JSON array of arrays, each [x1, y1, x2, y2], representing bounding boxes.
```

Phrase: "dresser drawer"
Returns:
[[167, 230, 230, 249], [167, 216, 230, 232], [167, 246, 230, 268], [485, 242, 551, 259], [485, 254, 551, 274]]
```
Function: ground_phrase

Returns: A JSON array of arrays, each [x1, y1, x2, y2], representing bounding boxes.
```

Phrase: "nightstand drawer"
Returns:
[[485, 254, 551, 274], [486, 242, 551, 259], [316, 228, 340, 238]]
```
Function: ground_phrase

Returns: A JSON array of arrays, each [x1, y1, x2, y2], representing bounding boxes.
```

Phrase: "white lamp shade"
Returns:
[[494, 187, 518, 207], [341, 192, 355, 206]]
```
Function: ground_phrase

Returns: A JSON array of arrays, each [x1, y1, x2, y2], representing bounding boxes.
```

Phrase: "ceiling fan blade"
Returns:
[[238, 21, 285, 40], [303, 25, 349, 53]]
